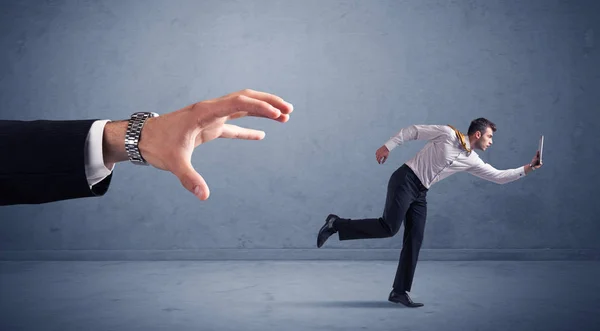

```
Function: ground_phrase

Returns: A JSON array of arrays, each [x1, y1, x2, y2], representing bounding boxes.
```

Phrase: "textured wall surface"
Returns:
[[0, 0, 599, 258]]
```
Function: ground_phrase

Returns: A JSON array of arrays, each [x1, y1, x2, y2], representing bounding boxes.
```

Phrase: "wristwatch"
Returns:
[[125, 112, 159, 165]]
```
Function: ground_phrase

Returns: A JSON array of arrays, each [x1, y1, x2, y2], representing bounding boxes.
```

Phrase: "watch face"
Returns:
[[131, 112, 159, 117]]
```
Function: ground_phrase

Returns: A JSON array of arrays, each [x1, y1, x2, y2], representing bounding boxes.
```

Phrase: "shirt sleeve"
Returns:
[[384, 125, 452, 151], [466, 157, 526, 184], [84, 120, 115, 188]]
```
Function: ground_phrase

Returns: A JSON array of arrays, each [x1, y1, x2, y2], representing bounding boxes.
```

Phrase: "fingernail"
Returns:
[[193, 186, 202, 198], [287, 102, 294, 111]]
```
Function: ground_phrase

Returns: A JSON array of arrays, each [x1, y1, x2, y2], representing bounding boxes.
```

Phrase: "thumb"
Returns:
[[172, 159, 210, 200]]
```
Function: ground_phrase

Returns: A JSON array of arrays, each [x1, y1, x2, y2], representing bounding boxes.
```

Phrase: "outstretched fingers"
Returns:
[[238, 89, 294, 114], [217, 95, 281, 120], [215, 89, 294, 121], [220, 124, 266, 140]]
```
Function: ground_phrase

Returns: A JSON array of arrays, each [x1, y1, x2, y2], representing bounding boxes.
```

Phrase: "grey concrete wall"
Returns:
[[1, 0, 598, 260]]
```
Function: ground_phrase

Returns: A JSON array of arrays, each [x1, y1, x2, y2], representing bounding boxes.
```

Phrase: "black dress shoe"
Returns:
[[317, 214, 339, 248], [388, 290, 424, 307]]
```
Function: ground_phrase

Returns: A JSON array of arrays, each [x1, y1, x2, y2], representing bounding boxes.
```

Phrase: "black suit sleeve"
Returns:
[[0, 119, 113, 206]]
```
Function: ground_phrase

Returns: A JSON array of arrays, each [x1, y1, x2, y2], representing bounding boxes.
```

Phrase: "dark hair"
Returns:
[[467, 117, 496, 136]]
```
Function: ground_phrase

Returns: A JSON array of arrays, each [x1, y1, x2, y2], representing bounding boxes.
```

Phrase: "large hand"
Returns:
[[531, 150, 543, 169], [375, 145, 390, 164], [137, 89, 293, 200]]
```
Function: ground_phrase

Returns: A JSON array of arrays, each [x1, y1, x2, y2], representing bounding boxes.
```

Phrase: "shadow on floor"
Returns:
[[281, 300, 405, 309]]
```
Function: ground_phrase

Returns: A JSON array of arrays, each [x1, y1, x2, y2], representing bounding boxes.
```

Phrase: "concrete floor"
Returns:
[[0, 261, 599, 331]]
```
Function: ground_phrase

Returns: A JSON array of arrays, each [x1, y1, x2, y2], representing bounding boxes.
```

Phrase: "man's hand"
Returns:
[[103, 89, 293, 201], [375, 145, 389, 164], [531, 150, 543, 169]]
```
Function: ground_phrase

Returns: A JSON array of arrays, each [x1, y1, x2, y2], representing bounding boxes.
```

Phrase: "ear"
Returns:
[[475, 131, 481, 139]]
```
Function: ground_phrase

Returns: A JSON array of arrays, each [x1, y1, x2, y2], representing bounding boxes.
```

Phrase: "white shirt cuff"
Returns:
[[384, 140, 397, 151], [84, 120, 114, 188]]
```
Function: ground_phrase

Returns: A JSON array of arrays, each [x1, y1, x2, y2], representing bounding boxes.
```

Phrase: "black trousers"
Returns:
[[335, 163, 428, 292]]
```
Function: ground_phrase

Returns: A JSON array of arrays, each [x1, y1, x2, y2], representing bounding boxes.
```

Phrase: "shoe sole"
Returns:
[[316, 214, 337, 248], [388, 298, 424, 307]]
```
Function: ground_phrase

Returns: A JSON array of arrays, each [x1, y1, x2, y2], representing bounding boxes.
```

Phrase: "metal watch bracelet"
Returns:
[[124, 112, 159, 166]]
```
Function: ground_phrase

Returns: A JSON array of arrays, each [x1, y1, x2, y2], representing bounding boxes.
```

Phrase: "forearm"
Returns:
[[102, 120, 129, 168], [0, 119, 108, 205], [385, 126, 416, 151], [468, 162, 526, 184]]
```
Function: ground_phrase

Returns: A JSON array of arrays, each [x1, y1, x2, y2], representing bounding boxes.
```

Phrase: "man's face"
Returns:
[[475, 127, 494, 151]]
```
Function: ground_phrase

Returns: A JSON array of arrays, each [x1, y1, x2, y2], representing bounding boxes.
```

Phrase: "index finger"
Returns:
[[220, 95, 282, 120], [238, 89, 294, 114]]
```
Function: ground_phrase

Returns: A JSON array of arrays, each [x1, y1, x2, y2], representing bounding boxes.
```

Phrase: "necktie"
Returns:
[[447, 125, 471, 153]]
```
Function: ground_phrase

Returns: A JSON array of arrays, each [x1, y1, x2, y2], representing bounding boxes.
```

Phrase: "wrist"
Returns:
[[526, 163, 535, 176], [102, 120, 129, 168], [125, 112, 159, 166]]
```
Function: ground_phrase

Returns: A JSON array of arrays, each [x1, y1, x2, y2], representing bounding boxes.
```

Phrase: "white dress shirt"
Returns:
[[384, 125, 526, 189], [84, 120, 114, 188]]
